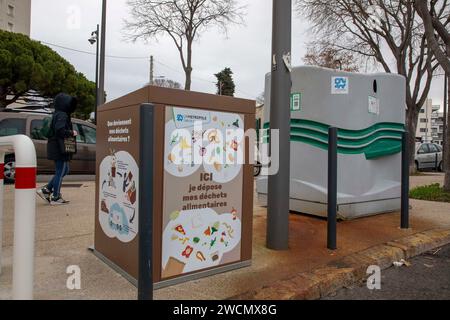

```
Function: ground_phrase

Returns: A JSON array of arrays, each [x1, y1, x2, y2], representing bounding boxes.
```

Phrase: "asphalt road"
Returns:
[[323, 244, 450, 300]]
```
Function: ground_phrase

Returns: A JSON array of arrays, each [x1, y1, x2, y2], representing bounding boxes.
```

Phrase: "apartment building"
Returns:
[[431, 111, 445, 145], [416, 98, 440, 142], [0, 0, 31, 36]]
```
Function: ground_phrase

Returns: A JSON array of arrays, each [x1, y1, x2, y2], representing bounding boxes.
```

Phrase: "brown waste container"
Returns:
[[94, 85, 255, 288]]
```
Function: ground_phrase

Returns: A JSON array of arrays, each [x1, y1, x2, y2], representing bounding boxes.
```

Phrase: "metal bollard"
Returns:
[[138, 105, 154, 300], [435, 153, 439, 172], [0, 135, 37, 300], [327, 127, 338, 250], [401, 132, 409, 229]]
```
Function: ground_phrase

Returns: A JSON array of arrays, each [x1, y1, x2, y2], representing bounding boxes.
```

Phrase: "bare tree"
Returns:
[[415, 0, 450, 74], [256, 92, 265, 106], [124, 0, 245, 90], [303, 43, 360, 72], [415, 0, 450, 191], [296, 0, 443, 171], [153, 78, 182, 89]]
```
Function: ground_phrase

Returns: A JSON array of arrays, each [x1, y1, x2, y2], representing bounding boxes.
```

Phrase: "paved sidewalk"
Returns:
[[323, 244, 450, 300], [409, 172, 445, 189], [0, 174, 449, 300]]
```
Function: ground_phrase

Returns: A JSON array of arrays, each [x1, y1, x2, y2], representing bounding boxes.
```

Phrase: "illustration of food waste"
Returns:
[[162, 107, 245, 278], [164, 108, 244, 183], [99, 149, 139, 243], [162, 208, 241, 277]]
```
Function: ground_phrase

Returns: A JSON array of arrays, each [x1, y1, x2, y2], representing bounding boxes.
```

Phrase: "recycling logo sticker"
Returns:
[[331, 76, 349, 94]]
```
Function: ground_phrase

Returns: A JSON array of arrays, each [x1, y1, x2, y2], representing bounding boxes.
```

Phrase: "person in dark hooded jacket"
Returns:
[[37, 93, 78, 205]]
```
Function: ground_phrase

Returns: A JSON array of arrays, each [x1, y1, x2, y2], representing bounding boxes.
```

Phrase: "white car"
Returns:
[[415, 142, 443, 171]]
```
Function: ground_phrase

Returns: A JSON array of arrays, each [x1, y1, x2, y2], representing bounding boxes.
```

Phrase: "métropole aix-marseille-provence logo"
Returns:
[[176, 114, 184, 122]]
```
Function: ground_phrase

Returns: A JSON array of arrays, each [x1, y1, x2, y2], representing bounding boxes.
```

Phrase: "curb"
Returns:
[[230, 228, 450, 300]]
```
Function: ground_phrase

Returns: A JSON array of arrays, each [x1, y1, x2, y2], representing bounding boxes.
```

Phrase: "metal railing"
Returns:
[[327, 128, 410, 250]]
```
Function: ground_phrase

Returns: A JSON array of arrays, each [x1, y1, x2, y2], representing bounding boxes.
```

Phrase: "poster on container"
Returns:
[[161, 106, 244, 279]]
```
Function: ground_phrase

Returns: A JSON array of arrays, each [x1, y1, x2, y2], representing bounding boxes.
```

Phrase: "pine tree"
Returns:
[[214, 68, 235, 97]]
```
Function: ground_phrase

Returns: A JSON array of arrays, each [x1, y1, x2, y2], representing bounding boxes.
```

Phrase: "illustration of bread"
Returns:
[[162, 257, 186, 278], [214, 162, 222, 172]]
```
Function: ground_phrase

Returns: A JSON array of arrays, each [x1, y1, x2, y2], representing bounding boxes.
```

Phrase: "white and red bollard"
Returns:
[[0, 135, 36, 300]]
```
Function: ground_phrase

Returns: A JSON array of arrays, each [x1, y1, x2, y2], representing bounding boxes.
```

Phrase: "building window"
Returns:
[[7, 4, 14, 17], [7, 22, 13, 32], [420, 118, 427, 123], [420, 128, 427, 133], [420, 109, 425, 113]]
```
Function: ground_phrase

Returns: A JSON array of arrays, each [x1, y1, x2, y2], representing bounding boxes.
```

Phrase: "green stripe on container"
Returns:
[[263, 119, 405, 159]]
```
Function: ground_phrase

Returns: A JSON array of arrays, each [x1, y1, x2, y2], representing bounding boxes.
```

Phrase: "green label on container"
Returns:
[[290, 93, 302, 111]]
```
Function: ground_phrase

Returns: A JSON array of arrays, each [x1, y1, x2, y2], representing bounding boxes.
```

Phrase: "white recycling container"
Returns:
[[256, 66, 406, 219]]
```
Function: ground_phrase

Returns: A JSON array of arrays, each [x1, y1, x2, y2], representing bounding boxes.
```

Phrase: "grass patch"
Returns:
[[410, 184, 450, 203]]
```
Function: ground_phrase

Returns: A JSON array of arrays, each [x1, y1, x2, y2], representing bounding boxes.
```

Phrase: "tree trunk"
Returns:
[[415, 0, 450, 75], [184, 68, 192, 91], [445, 71, 450, 191], [406, 103, 419, 173], [0, 85, 7, 110], [184, 40, 193, 91]]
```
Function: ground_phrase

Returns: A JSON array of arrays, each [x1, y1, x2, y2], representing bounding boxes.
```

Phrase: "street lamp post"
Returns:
[[267, 0, 292, 250], [98, 0, 107, 106], [89, 24, 100, 124]]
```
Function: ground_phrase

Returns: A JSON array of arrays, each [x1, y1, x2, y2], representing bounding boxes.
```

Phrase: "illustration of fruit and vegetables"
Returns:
[[164, 110, 244, 184]]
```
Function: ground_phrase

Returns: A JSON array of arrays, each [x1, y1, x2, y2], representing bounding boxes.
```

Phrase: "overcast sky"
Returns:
[[30, 0, 446, 110]]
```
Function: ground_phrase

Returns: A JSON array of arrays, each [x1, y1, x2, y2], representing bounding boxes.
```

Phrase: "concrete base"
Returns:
[[92, 249, 252, 290], [257, 193, 400, 220]]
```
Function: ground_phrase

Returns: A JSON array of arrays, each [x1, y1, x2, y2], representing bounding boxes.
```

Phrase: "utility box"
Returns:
[[94, 86, 255, 288], [256, 66, 406, 219]]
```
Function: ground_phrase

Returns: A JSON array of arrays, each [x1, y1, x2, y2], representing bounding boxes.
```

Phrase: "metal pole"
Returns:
[[138, 104, 154, 300], [98, 0, 107, 105], [444, 74, 448, 170], [267, 0, 292, 250], [327, 127, 337, 250], [401, 131, 410, 229], [435, 152, 439, 171], [149, 55, 154, 85], [94, 24, 100, 124]]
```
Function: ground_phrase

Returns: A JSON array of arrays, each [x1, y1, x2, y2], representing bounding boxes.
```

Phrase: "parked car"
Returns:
[[415, 142, 443, 172], [0, 111, 96, 183]]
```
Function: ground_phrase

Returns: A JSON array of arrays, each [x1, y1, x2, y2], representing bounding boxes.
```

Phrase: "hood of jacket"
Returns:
[[54, 93, 78, 115]]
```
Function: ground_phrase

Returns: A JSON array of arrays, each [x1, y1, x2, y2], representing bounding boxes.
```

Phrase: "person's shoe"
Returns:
[[37, 187, 52, 203], [50, 195, 70, 205]]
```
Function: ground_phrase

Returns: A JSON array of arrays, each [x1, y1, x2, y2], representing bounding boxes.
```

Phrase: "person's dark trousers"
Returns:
[[46, 160, 70, 198]]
